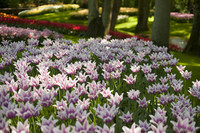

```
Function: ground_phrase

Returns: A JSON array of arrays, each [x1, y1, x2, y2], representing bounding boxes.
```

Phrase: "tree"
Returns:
[[184, 0, 200, 56], [86, 0, 114, 37], [135, 0, 151, 32], [151, 0, 171, 48], [110, 0, 122, 31]]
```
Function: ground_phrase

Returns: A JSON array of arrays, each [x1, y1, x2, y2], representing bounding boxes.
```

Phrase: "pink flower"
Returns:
[[137, 97, 150, 108], [94, 104, 119, 123], [189, 80, 200, 100], [119, 111, 133, 123], [96, 124, 115, 133], [124, 74, 137, 85], [180, 70, 192, 80], [171, 117, 198, 133], [176, 65, 186, 72], [11, 119, 29, 133], [127, 89, 140, 100], [100, 87, 113, 98], [122, 123, 142, 133], [107, 92, 123, 106], [145, 73, 157, 82], [37, 115, 58, 133], [139, 120, 150, 133], [74, 119, 95, 133], [64, 90, 79, 104], [76, 98, 90, 110], [141, 64, 152, 74], [130, 64, 140, 73], [0, 117, 9, 133]]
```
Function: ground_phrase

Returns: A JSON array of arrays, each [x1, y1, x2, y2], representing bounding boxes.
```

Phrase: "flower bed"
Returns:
[[0, 15, 185, 52], [18, 4, 80, 17], [0, 24, 63, 41], [170, 12, 194, 23], [0, 30, 200, 132]]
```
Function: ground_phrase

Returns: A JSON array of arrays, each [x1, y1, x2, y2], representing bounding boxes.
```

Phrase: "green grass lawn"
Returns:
[[23, 10, 199, 81]]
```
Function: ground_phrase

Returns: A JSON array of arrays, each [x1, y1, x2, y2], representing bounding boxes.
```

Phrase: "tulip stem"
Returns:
[[32, 117, 36, 133]]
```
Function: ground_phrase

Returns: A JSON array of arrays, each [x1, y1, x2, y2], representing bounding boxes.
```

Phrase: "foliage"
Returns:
[[8, 0, 20, 8]]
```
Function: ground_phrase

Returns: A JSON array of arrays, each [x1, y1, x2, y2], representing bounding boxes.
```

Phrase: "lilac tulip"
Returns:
[[127, 89, 140, 100], [107, 92, 123, 106], [96, 124, 115, 133], [171, 117, 198, 133], [76, 98, 90, 110], [122, 123, 142, 133], [124, 74, 137, 85], [1, 102, 17, 119], [100, 87, 113, 98], [11, 119, 29, 133], [137, 97, 150, 108], [94, 104, 119, 123], [37, 115, 58, 133], [74, 119, 95, 133], [119, 111, 133, 123], [0, 116, 9, 133], [139, 120, 150, 133]]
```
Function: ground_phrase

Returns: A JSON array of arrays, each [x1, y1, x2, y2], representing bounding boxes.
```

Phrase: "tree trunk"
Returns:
[[184, 0, 200, 56], [110, 0, 122, 31], [86, 0, 104, 37], [135, 0, 151, 32], [151, 0, 171, 48], [34, 0, 40, 7], [102, 0, 114, 35]]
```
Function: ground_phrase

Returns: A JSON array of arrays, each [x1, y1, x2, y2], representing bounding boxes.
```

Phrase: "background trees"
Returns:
[[151, 0, 171, 48], [184, 0, 200, 56]]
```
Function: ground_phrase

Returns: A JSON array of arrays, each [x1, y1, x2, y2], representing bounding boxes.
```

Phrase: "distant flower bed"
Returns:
[[0, 25, 63, 41], [0, 32, 200, 132], [0, 12, 18, 19], [18, 4, 80, 17], [0, 15, 186, 52], [170, 12, 194, 23]]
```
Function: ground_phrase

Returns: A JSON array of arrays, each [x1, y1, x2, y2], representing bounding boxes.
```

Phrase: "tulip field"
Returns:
[[0, 17, 200, 133]]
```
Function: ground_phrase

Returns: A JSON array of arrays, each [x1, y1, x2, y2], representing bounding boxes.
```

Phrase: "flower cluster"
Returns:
[[0, 32, 199, 133]]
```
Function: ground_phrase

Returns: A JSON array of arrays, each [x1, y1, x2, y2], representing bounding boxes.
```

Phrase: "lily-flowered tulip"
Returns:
[[107, 92, 123, 106], [176, 65, 186, 72], [127, 89, 140, 100], [11, 119, 29, 133], [15, 102, 41, 119], [145, 73, 157, 82], [189, 80, 200, 100], [124, 74, 137, 85], [180, 70, 192, 80], [94, 104, 119, 123], [139, 120, 150, 133], [141, 64, 152, 74], [100, 87, 113, 98], [119, 111, 133, 123], [53, 99, 67, 111], [1, 102, 17, 119], [137, 97, 150, 108], [96, 124, 115, 133], [171, 117, 198, 133], [53, 124, 74, 133], [64, 90, 79, 104], [122, 123, 142, 133], [37, 115, 58, 133], [0, 115, 9, 133], [74, 119, 95, 133], [57, 103, 79, 120], [130, 64, 140, 73], [76, 98, 90, 110]]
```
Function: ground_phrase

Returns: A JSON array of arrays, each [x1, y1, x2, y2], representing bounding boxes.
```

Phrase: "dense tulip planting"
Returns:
[[0, 25, 63, 41], [0, 28, 200, 133]]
